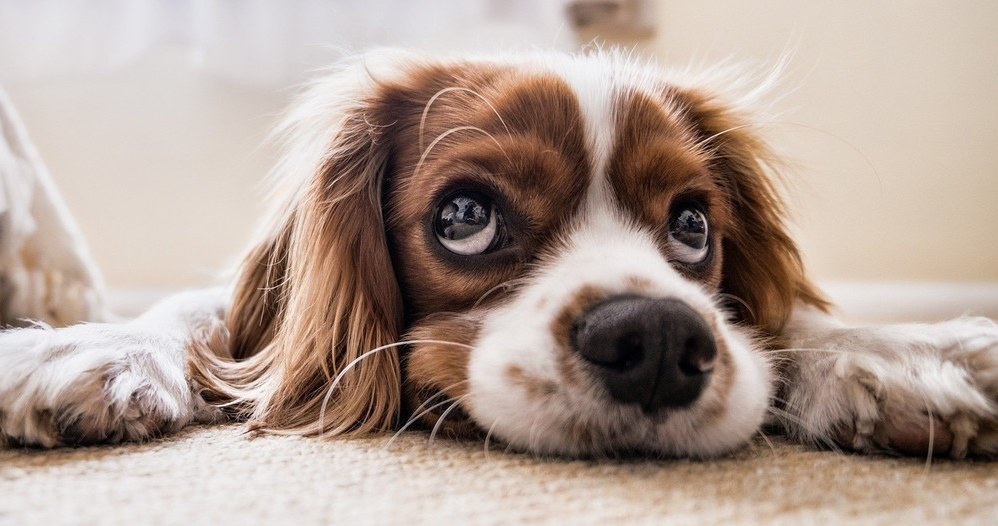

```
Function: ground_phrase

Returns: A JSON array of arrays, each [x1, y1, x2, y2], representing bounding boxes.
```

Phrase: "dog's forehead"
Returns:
[[540, 57, 716, 224], [391, 57, 710, 214], [542, 55, 631, 190]]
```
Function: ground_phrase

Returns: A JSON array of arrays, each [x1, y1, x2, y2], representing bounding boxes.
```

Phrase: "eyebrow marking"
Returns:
[[419, 86, 513, 153]]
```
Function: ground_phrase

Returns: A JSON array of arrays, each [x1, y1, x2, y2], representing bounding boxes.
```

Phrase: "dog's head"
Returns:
[[215, 50, 826, 458]]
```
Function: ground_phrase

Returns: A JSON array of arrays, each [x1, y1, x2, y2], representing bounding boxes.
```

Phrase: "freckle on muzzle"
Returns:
[[571, 296, 717, 412]]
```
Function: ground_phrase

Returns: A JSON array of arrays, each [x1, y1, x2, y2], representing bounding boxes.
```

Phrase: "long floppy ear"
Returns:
[[191, 54, 413, 436], [674, 88, 829, 335]]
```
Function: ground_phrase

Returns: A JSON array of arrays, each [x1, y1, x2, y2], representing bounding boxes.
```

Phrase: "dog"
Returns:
[[1, 49, 996, 458]]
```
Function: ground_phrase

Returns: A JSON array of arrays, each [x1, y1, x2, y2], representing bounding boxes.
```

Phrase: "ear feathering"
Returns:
[[188, 52, 422, 436], [672, 86, 829, 335]]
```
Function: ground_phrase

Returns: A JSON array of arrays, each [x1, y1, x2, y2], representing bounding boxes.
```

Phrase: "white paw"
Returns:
[[0, 323, 215, 447], [781, 317, 998, 458]]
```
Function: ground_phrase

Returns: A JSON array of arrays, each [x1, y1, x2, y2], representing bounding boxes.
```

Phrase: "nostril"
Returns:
[[678, 336, 717, 376], [578, 331, 644, 371]]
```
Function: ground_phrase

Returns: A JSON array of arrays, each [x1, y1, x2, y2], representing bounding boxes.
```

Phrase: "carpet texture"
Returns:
[[2, 424, 996, 525]]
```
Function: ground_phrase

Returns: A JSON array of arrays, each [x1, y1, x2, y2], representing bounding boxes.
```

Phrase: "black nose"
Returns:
[[572, 296, 717, 412]]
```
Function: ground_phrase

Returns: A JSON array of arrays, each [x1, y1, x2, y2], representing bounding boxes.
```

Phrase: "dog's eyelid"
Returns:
[[669, 193, 710, 214]]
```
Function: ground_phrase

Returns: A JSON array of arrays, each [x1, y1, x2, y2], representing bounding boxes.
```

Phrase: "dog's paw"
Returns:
[[780, 317, 998, 458], [0, 324, 214, 447]]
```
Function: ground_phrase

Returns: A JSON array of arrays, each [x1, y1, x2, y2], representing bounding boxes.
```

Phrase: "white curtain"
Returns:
[[0, 0, 578, 86]]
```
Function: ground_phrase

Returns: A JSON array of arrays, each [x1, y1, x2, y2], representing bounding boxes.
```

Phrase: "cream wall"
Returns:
[[7, 46, 287, 289], [635, 1, 998, 281], [5, 1, 997, 290]]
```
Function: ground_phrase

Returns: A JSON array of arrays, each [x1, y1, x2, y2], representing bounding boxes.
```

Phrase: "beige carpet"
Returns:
[[2, 424, 996, 525]]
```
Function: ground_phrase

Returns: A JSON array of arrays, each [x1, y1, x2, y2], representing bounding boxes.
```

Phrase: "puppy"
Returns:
[[1, 50, 996, 458]]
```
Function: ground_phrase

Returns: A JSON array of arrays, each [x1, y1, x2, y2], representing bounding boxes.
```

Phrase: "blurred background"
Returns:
[[1, 0, 996, 318]]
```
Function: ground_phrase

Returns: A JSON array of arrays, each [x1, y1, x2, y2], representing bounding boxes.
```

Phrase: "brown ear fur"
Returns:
[[190, 71, 405, 436], [675, 89, 829, 335]]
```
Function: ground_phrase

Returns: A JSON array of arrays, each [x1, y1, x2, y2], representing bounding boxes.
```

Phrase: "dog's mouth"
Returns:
[[402, 309, 728, 458]]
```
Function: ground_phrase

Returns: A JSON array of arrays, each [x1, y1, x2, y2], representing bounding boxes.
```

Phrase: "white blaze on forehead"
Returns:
[[544, 56, 620, 211]]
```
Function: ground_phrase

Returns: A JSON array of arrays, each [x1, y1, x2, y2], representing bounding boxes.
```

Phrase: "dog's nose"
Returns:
[[572, 296, 717, 412]]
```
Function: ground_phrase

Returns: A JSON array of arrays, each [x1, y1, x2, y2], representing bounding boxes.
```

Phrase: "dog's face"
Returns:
[[383, 60, 772, 457], [222, 51, 825, 458]]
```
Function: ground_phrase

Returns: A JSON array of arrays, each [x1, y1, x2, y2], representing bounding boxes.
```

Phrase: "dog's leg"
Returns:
[[775, 305, 998, 458], [0, 288, 227, 447]]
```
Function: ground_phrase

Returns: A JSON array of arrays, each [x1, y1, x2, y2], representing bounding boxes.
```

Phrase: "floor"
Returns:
[[2, 425, 996, 525]]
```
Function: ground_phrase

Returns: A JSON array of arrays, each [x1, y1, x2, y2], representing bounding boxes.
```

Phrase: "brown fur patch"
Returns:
[[197, 59, 597, 439], [668, 88, 829, 335], [550, 285, 610, 390], [608, 90, 731, 288], [506, 365, 558, 400], [623, 276, 657, 295], [383, 68, 591, 320], [604, 84, 829, 334], [402, 314, 482, 436]]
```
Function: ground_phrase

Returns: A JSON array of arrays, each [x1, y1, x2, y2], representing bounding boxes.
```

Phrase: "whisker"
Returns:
[[768, 393, 795, 408], [768, 394, 816, 421], [925, 403, 935, 472], [318, 339, 474, 436], [473, 278, 530, 308], [483, 418, 501, 461], [414, 126, 512, 179], [429, 394, 471, 445], [756, 429, 777, 455], [419, 87, 513, 153], [717, 292, 755, 320], [765, 356, 802, 368], [912, 388, 936, 472], [526, 411, 549, 461], [765, 347, 862, 356], [692, 123, 752, 152], [386, 394, 464, 450], [769, 121, 883, 193], [385, 379, 471, 449]]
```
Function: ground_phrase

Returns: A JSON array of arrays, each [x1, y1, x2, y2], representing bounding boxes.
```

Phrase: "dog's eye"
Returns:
[[434, 192, 503, 255], [668, 205, 709, 264]]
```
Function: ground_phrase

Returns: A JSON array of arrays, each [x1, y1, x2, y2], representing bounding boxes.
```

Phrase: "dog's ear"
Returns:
[[674, 88, 829, 335], [193, 55, 415, 435]]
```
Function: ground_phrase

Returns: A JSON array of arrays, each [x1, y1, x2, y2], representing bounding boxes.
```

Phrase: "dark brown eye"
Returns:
[[668, 206, 709, 264], [434, 192, 502, 255]]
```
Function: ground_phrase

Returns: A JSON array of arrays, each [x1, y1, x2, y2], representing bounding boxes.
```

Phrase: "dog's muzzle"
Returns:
[[572, 296, 717, 412]]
